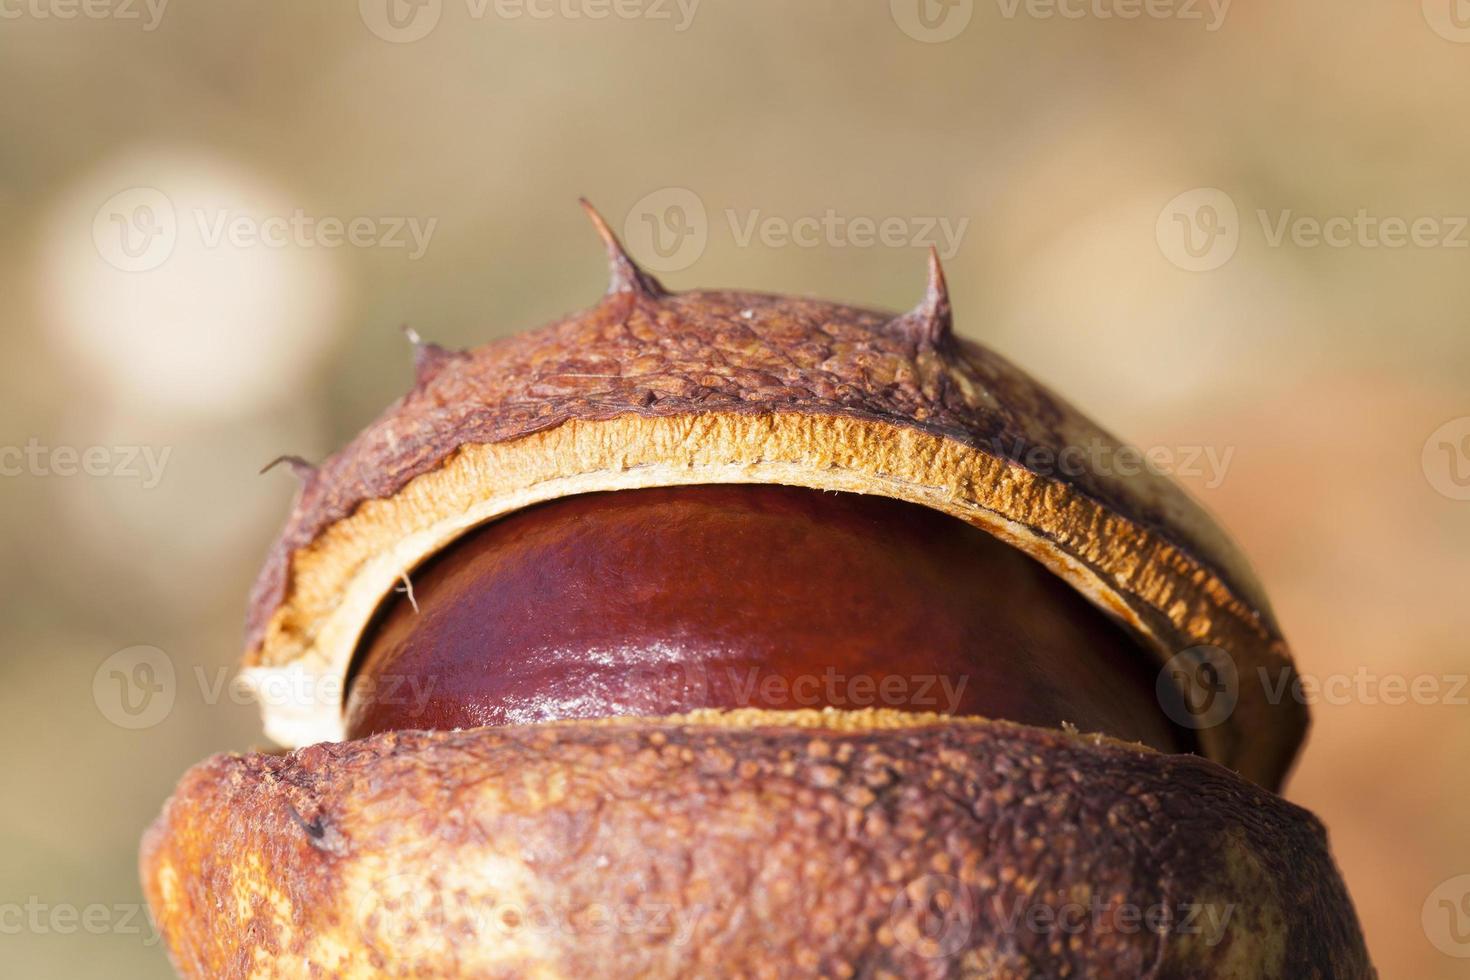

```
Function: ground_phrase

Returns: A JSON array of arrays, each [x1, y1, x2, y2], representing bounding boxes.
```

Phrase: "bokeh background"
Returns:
[[2, 2, 1468, 976]]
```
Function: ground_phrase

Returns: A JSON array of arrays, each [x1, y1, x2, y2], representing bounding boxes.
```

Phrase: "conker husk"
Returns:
[[139, 203, 1369, 979]]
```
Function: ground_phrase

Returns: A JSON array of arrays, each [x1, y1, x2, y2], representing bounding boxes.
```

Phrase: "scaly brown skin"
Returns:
[[347, 485, 1189, 754], [140, 711, 1372, 980]]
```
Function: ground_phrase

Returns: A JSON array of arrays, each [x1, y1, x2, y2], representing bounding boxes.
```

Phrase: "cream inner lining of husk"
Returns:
[[241, 411, 1284, 781]]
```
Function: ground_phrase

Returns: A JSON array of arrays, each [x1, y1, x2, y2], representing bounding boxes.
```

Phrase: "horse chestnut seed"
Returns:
[[139, 204, 1370, 979], [346, 484, 1186, 752]]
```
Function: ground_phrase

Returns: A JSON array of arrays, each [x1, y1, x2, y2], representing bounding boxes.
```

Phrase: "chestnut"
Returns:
[[140, 202, 1370, 979], [346, 484, 1188, 753]]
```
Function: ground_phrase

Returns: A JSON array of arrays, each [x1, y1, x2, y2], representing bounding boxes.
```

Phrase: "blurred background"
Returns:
[[2, 2, 1467, 976]]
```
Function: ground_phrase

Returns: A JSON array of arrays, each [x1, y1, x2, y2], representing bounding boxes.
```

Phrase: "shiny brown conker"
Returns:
[[345, 484, 1186, 752]]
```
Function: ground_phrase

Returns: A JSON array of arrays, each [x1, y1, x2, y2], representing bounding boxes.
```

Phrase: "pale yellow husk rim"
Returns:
[[241, 410, 1297, 785]]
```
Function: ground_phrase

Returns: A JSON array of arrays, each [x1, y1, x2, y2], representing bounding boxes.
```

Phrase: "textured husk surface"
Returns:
[[140, 710, 1370, 979], [241, 283, 1306, 786]]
